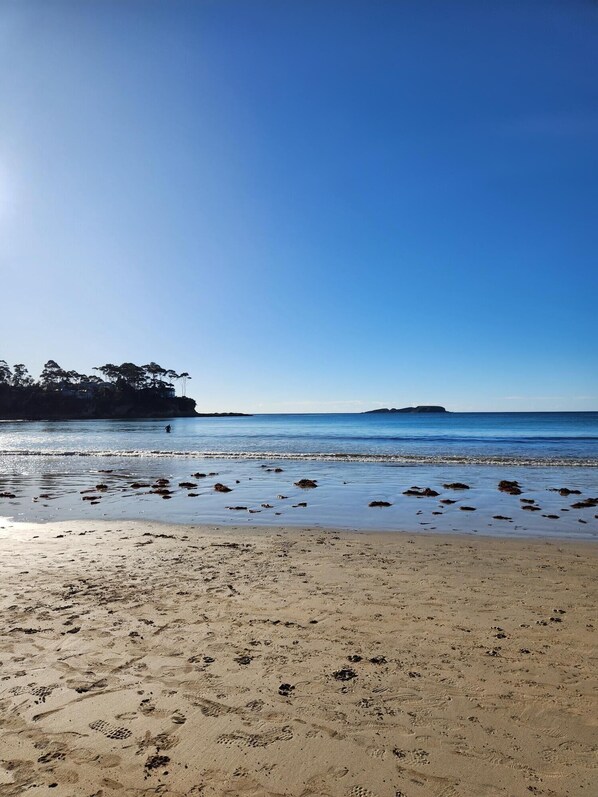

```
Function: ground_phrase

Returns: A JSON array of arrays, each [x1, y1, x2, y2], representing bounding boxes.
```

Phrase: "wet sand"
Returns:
[[0, 520, 596, 797], [2, 463, 598, 539]]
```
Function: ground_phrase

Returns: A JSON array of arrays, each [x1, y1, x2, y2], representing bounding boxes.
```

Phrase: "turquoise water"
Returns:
[[1, 413, 597, 538]]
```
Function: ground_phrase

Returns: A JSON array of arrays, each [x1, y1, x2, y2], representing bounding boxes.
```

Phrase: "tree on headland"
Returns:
[[12, 364, 34, 388], [177, 371, 191, 397], [143, 364, 179, 394], [0, 360, 12, 384], [93, 362, 141, 389], [115, 362, 147, 390], [93, 363, 119, 383], [93, 362, 175, 392], [143, 362, 169, 389], [91, 362, 193, 395], [40, 360, 68, 389], [40, 361, 96, 390], [67, 370, 87, 385]]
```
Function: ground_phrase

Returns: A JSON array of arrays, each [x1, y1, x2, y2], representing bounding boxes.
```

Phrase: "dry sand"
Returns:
[[0, 520, 596, 797]]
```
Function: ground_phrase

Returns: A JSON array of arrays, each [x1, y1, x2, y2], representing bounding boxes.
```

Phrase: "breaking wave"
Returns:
[[0, 449, 596, 467]]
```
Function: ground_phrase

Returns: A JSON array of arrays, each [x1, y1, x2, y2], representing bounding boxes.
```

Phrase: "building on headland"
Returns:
[[59, 381, 176, 400], [58, 381, 115, 399]]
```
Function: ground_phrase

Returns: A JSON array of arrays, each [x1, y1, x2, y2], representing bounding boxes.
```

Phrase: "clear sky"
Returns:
[[1, 0, 596, 413]]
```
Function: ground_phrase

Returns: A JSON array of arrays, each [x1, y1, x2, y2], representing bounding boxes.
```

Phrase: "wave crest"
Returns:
[[0, 449, 596, 467]]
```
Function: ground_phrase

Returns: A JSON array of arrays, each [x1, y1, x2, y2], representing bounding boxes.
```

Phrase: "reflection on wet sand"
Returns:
[[1, 461, 597, 539]]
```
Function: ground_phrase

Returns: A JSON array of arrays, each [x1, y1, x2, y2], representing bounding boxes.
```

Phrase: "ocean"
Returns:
[[1, 412, 597, 538]]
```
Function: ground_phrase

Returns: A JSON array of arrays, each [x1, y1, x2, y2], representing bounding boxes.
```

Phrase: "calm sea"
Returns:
[[1, 413, 597, 538], [2, 412, 597, 464]]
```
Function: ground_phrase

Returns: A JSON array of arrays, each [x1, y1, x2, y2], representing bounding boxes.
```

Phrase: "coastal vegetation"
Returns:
[[0, 359, 197, 420]]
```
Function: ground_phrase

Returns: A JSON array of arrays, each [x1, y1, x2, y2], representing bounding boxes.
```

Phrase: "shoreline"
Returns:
[[3, 514, 598, 544], [1, 519, 596, 796]]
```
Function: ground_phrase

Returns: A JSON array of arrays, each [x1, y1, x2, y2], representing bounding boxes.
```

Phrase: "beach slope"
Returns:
[[0, 521, 596, 796]]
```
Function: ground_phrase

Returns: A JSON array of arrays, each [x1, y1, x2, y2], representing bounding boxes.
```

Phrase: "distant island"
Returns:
[[364, 405, 448, 414], [0, 359, 250, 420]]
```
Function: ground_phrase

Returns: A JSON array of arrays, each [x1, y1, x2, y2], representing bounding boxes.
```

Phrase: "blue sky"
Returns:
[[1, 0, 596, 412]]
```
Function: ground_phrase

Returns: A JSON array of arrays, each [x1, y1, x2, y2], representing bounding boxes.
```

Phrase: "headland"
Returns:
[[0, 359, 250, 420]]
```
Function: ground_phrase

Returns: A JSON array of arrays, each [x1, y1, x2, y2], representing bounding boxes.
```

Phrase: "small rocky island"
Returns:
[[0, 359, 251, 420], [364, 405, 448, 414]]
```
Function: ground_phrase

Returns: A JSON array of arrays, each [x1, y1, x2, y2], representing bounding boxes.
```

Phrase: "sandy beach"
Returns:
[[0, 520, 596, 797]]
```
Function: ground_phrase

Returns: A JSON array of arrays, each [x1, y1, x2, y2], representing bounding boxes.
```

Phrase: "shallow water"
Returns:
[[1, 414, 597, 538]]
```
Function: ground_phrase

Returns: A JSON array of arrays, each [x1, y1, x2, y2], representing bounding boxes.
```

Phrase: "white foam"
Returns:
[[0, 449, 596, 467]]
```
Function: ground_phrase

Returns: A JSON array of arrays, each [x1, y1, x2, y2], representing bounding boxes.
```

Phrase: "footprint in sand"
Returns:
[[37, 751, 66, 764], [366, 746, 387, 760], [101, 777, 124, 790], [185, 695, 235, 717], [434, 786, 460, 797], [393, 747, 430, 765], [302, 766, 349, 795], [349, 787, 378, 797], [453, 746, 517, 768], [115, 711, 138, 721], [89, 719, 132, 740], [216, 725, 293, 748], [395, 764, 458, 797], [9, 684, 59, 703], [139, 698, 170, 718], [70, 748, 121, 768], [139, 731, 179, 751]]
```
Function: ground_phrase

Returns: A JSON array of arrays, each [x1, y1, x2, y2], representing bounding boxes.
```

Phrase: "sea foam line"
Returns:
[[0, 449, 596, 467]]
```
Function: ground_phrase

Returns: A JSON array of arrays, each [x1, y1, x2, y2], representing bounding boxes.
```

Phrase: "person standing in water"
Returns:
[[165, 424, 172, 433]]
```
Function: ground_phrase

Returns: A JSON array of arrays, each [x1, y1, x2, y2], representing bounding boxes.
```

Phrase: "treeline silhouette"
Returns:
[[0, 359, 197, 420], [0, 359, 191, 393]]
